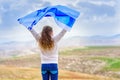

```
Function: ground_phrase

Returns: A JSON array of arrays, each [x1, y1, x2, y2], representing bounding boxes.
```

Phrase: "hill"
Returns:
[[0, 46, 120, 80], [1, 34, 120, 59]]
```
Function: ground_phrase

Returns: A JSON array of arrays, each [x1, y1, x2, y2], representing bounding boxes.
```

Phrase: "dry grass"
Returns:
[[0, 65, 118, 80], [0, 46, 120, 80]]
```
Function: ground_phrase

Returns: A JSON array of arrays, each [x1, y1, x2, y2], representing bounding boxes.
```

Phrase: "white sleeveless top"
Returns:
[[30, 29, 66, 64]]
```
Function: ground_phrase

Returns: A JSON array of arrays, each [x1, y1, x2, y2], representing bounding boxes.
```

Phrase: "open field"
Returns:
[[0, 65, 118, 80], [0, 46, 120, 80]]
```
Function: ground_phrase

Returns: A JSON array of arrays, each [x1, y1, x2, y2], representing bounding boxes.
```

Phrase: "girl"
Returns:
[[29, 25, 67, 80]]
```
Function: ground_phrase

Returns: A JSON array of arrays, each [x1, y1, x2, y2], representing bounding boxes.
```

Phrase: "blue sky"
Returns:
[[0, 0, 120, 42]]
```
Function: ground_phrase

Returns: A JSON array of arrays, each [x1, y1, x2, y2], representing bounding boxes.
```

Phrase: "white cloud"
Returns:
[[43, 0, 75, 5], [89, 0, 116, 7], [115, 0, 120, 33], [74, 0, 119, 36], [0, 25, 34, 42], [0, 0, 120, 43]]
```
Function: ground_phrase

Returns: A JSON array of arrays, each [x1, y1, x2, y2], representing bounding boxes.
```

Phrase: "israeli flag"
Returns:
[[18, 5, 80, 31]]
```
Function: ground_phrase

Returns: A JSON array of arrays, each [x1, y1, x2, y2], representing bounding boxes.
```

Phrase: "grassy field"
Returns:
[[91, 57, 120, 71], [0, 46, 120, 80]]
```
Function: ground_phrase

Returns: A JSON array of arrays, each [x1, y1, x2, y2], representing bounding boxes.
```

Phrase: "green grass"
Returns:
[[91, 57, 120, 71], [63, 46, 120, 73], [60, 46, 120, 73], [59, 46, 120, 55]]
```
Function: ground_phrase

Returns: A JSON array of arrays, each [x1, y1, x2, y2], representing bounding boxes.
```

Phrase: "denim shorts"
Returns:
[[41, 63, 58, 80]]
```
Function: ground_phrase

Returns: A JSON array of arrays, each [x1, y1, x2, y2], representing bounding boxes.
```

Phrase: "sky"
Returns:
[[0, 0, 120, 43]]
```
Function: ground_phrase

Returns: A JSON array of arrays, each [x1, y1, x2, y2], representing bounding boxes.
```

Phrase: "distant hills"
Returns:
[[60, 34, 120, 47], [0, 41, 39, 59], [0, 34, 120, 59], [1, 34, 120, 49]]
